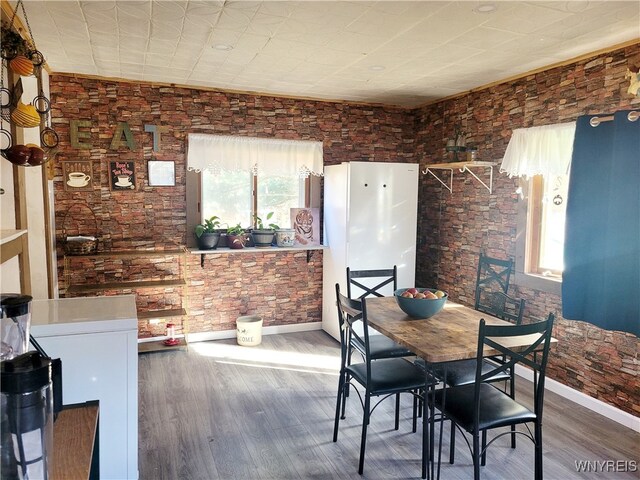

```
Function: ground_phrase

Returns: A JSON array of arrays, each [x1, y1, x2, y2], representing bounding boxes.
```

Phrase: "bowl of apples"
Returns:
[[394, 287, 447, 319]]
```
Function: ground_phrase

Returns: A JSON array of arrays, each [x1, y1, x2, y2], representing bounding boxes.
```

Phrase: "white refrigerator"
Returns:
[[322, 161, 419, 341]]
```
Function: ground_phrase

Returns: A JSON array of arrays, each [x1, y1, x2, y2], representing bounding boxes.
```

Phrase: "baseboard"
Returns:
[[515, 364, 640, 433], [187, 321, 323, 343]]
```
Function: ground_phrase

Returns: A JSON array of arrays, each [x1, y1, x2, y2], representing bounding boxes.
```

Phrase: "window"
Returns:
[[525, 174, 569, 278], [186, 134, 323, 246], [201, 171, 307, 228], [501, 122, 576, 294]]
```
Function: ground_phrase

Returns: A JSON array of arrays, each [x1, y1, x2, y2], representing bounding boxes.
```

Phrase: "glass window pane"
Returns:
[[257, 174, 303, 229], [539, 174, 569, 272], [201, 170, 252, 228]]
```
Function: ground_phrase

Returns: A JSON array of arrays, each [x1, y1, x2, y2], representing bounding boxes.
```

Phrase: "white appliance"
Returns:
[[322, 161, 419, 341], [30, 295, 138, 480]]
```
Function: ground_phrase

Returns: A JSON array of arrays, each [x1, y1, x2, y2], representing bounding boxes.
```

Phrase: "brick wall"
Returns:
[[50, 78, 416, 339], [51, 42, 639, 416], [414, 43, 640, 416]]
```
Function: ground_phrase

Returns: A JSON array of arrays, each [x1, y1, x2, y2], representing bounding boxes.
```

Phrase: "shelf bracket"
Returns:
[[200, 254, 205, 268], [423, 167, 453, 193], [306, 250, 312, 263], [461, 164, 495, 194]]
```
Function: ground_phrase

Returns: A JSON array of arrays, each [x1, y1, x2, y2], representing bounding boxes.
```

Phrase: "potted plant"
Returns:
[[251, 212, 279, 247], [194, 216, 223, 250], [226, 223, 248, 249]]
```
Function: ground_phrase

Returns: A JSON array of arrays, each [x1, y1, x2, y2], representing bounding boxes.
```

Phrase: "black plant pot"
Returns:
[[251, 229, 275, 247], [195, 232, 220, 250]]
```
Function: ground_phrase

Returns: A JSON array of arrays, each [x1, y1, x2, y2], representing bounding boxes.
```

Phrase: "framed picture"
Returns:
[[148, 160, 175, 186], [62, 160, 93, 191], [109, 161, 136, 191], [291, 208, 320, 246]]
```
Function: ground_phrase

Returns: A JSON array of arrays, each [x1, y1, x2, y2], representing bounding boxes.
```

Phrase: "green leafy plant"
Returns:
[[195, 216, 222, 238], [226, 223, 246, 236], [255, 212, 279, 230]]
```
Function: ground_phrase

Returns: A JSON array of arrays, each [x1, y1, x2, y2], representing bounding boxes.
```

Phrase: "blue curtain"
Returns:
[[562, 110, 640, 336]]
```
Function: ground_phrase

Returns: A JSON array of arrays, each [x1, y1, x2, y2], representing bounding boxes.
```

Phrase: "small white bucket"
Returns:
[[236, 315, 263, 346]]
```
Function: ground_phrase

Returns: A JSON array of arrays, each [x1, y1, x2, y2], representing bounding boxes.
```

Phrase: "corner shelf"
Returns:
[[63, 248, 189, 353], [422, 161, 498, 194]]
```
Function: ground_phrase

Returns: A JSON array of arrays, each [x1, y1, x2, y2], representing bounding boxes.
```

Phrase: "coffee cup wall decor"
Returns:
[[62, 160, 93, 191], [109, 161, 136, 191]]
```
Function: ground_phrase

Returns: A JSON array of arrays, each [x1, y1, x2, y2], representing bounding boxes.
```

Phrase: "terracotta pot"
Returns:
[[9, 55, 33, 76], [4, 144, 31, 165]]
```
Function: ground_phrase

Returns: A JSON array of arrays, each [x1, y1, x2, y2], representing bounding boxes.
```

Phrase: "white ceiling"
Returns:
[[18, 0, 640, 107]]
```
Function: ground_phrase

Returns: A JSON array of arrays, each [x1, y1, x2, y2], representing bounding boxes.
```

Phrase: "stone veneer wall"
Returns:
[[49, 78, 416, 336], [51, 42, 638, 417], [413, 43, 639, 416]]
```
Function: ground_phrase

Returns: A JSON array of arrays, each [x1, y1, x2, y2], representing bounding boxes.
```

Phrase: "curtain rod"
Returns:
[[590, 110, 639, 127]]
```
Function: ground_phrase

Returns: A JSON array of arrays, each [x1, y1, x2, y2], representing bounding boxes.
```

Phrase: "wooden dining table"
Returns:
[[364, 296, 555, 480]]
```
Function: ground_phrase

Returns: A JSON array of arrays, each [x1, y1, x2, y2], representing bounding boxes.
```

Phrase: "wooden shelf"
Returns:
[[138, 337, 187, 354], [64, 248, 190, 351], [67, 278, 186, 294], [422, 161, 498, 194], [137, 308, 187, 320], [52, 401, 99, 480], [68, 249, 185, 259]]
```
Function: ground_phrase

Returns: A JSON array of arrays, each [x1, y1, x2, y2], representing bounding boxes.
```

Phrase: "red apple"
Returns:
[[401, 291, 414, 298], [414, 292, 426, 299], [425, 291, 438, 299], [406, 288, 418, 295]]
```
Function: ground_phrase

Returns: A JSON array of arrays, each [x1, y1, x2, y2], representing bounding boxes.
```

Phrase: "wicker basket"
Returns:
[[61, 203, 98, 255]]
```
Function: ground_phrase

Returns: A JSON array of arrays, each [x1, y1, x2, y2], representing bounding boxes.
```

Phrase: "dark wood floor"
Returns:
[[139, 330, 639, 480]]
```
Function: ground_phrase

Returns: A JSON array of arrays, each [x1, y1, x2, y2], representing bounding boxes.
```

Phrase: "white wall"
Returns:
[[0, 69, 51, 298]]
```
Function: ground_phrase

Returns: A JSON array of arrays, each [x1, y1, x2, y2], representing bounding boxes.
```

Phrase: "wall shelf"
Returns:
[[191, 245, 326, 267], [63, 248, 189, 353], [422, 161, 498, 194]]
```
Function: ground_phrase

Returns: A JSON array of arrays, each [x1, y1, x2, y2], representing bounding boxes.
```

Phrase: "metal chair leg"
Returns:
[[358, 394, 371, 475], [481, 430, 487, 466], [395, 393, 400, 430], [333, 373, 345, 442], [449, 421, 455, 464], [473, 431, 480, 480], [534, 421, 543, 480]]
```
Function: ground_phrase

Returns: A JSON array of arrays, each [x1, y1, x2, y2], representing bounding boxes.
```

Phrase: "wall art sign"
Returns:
[[62, 160, 93, 191], [148, 160, 175, 186], [291, 208, 320, 246], [109, 161, 136, 191]]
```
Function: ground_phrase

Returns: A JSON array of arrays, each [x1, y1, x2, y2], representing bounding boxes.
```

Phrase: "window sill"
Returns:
[[514, 271, 562, 296], [189, 245, 326, 267]]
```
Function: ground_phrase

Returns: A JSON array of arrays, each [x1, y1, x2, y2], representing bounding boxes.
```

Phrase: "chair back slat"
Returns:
[[476, 291, 525, 324], [347, 266, 398, 300]]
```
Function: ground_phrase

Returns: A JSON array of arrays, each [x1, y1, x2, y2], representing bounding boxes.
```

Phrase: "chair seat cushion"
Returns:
[[434, 383, 536, 432], [352, 334, 413, 360], [347, 358, 426, 396], [429, 358, 511, 387]]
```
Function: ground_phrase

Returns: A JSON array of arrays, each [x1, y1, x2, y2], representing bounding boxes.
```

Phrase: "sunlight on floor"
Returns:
[[189, 341, 341, 375]]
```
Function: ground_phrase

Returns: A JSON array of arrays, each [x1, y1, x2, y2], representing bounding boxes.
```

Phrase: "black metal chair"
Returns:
[[332, 284, 428, 475], [346, 266, 413, 360], [344, 267, 414, 426], [434, 314, 555, 480], [433, 291, 525, 464], [475, 253, 514, 313]]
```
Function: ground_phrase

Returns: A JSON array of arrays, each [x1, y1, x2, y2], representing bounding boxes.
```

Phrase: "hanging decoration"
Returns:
[[0, 0, 58, 167]]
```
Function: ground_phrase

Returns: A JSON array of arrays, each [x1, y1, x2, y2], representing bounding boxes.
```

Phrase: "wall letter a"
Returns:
[[110, 122, 136, 150]]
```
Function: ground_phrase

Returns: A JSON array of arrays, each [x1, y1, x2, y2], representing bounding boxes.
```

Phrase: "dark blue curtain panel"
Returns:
[[563, 110, 640, 336]]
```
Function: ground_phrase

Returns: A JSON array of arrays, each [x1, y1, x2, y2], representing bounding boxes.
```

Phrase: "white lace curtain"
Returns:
[[186, 133, 324, 177], [500, 122, 576, 178]]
